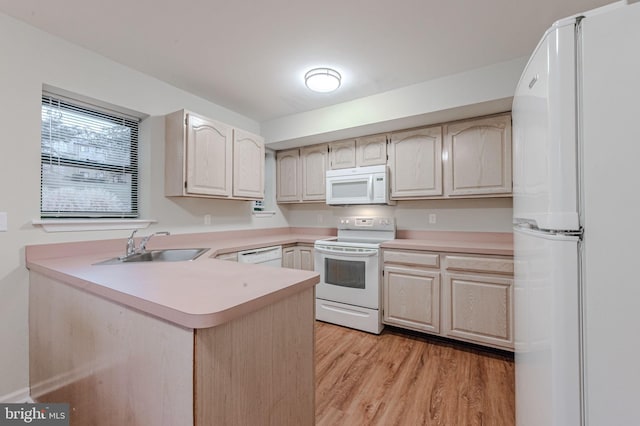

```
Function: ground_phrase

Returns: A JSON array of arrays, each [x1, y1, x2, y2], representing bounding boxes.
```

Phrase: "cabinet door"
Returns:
[[282, 246, 297, 269], [186, 112, 233, 197], [276, 149, 301, 202], [300, 145, 328, 201], [356, 134, 387, 167], [298, 246, 315, 271], [329, 140, 356, 169], [282, 246, 315, 270], [383, 265, 440, 333], [233, 129, 264, 199], [443, 272, 513, 349], [388, 126, 443, 198], [444, 114, 512, 196]]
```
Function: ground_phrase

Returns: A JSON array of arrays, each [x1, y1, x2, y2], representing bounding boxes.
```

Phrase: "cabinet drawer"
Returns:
[[215, 252, 238, 262], [443, 255, 513, 275], [383, 250, 439, 268]]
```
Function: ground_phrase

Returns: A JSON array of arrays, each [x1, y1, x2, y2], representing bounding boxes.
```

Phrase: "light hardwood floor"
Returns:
[[315, 321, 515, 426]]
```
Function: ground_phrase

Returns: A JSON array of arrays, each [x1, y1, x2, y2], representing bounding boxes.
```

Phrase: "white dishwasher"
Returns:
[[237, 246, 282, 267]]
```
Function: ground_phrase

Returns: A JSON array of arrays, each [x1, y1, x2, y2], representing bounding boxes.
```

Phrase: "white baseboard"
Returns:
[[0, 387, 32, 403]]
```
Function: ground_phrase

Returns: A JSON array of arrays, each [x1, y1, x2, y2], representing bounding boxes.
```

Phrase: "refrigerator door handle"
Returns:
[[514, 223, 583, 240], [513, 218, 537, 228]]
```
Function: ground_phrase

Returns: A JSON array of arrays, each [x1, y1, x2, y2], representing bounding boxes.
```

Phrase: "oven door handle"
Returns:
[[314, 247, 378, 257]]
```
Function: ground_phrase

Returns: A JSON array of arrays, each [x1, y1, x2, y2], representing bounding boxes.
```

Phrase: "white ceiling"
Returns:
[[0, 0, 615, 122]]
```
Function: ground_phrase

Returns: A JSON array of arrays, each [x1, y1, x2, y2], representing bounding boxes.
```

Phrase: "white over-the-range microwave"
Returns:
[[325, 165, 394, 205]]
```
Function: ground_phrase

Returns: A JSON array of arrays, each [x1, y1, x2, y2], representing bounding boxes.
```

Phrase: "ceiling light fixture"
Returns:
[[304, 67, 341, 93]]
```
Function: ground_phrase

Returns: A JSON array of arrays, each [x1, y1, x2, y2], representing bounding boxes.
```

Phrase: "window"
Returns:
[[41, 93, 139, 218]]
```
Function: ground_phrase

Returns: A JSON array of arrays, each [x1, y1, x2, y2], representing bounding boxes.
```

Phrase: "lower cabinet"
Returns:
[[282, 245, 315, 271], [383, 264, 440, 333], [443, 272, 513, 349], [382, 249, 514, 351], [442, 253, 514, 349], [217, 245, 314, 270], [299, 246, 314, 271], [282, 246, 298, 269]]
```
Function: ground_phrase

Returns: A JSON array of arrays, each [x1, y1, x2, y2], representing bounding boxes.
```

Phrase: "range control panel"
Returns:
[[338, 216, 395, 231]]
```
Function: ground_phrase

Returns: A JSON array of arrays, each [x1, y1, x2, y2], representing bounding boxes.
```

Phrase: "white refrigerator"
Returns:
[[512, 1, 640, 425]]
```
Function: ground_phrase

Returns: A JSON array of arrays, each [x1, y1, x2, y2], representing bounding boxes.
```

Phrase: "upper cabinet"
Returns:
[[276, 144, 327, 203], [301, 145, 328, 201], [387, 114, 512, 200], [276, 149, 301, 202], [165, 110, 264, 200], [233, 128, 265, 199], [328, 135, 387, 170], [388, 126, 443, 198], [443, 114, 512, 197], [169, 111, 233, 197], [356, 134, 387, 167], [274, 112, 512, 203], [328, 140, 356, 169]]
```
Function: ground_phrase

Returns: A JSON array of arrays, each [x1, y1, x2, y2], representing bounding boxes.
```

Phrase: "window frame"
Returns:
[[40, 92, 140, 219]]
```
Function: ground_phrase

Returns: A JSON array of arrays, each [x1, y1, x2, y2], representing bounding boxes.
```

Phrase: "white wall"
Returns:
[[0, 12, 288, 399], [262, 57, 526, 148], [282, 198, 513, 232]]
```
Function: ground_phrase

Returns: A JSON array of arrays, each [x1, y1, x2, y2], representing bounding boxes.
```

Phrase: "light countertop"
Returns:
[[25, 227, 513, 330], [26, 228, 333, 330], [382, 230, 513, 256]]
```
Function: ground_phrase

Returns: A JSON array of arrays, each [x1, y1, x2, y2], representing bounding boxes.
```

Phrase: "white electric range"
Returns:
[[314, 216, 395, 334]]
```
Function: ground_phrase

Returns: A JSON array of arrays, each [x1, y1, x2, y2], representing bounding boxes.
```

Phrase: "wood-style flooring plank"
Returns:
[[315, 321, 515, 426]]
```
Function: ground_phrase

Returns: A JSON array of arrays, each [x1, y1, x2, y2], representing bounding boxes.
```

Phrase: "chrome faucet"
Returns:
[[125, 230, 171, 256], [139, 231, 171, 252], [126, 229, 138, 256]]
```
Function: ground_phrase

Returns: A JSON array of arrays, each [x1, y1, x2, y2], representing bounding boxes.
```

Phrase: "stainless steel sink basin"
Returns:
[[95, 248, 209, 265]]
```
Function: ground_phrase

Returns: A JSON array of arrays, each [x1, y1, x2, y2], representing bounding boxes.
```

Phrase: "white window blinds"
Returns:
[[41, 93, 139, 218]]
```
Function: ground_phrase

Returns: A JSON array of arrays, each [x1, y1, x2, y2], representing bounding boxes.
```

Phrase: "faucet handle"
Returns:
[[126, 229, 138, 256]]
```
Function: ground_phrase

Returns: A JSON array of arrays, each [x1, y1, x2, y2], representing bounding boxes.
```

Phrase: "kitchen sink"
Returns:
[[94, 248, 209, 265]]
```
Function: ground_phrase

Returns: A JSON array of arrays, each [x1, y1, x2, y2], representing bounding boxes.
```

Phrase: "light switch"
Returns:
[[0, 212, 6, 231]]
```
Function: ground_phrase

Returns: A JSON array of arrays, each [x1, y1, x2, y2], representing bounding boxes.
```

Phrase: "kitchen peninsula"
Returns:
[[25, 226, 514, 425], [25, 228, 329, 426]]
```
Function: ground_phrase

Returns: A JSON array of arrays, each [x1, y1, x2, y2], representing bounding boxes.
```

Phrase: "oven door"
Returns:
[[314, 245, 379, 309]]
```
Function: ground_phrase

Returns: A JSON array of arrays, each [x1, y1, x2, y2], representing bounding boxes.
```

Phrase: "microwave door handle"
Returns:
[[368, 175, 374, 200]]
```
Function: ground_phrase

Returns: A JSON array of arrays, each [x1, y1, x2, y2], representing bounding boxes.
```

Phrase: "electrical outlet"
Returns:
[[317, 214, 323, 224], [204, 214, 212, 225], [428, 213, 436, 224]]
